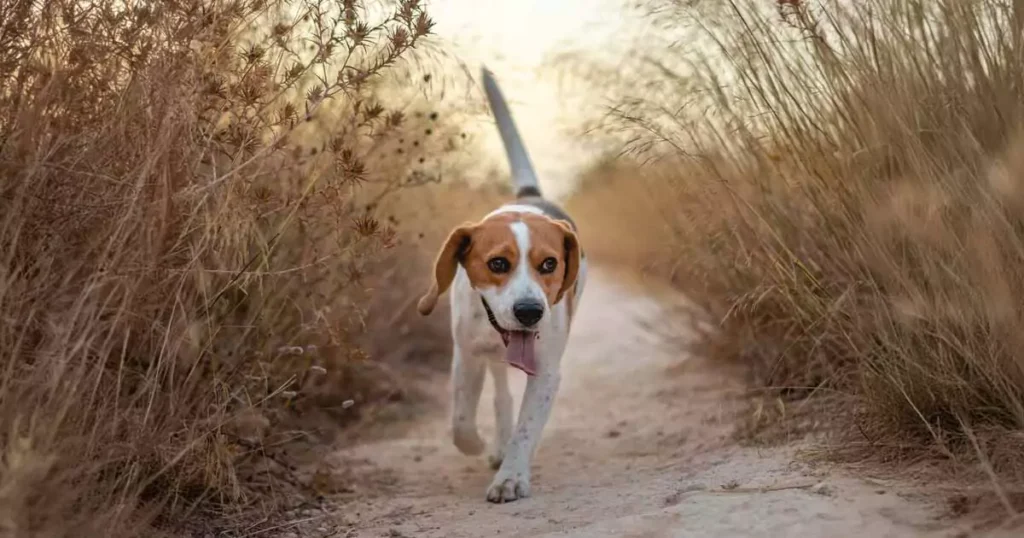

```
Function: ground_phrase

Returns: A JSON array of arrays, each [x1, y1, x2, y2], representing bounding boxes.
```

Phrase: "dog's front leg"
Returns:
[[485, 368, 561, 503], [451, 336, 487, 456]]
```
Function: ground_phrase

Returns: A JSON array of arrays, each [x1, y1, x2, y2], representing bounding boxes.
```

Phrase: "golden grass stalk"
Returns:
[[0, 0, 449, 534]]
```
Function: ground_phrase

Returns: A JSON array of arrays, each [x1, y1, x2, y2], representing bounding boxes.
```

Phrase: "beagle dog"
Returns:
[[417, 68, 587, 503]]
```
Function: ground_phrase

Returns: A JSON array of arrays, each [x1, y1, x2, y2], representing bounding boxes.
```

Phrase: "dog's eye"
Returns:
[[538, 257, 558, 274], [487, 257, 511, 274]]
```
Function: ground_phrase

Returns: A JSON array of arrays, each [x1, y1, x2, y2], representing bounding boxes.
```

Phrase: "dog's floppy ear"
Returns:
[[418, 222, 476, 316], [553, 220, 581, 305]]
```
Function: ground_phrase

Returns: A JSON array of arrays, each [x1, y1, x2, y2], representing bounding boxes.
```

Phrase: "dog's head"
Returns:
[[417, 210, 580, 331]]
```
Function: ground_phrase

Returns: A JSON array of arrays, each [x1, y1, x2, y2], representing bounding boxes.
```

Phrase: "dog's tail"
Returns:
[[481, 67, 542, 199]]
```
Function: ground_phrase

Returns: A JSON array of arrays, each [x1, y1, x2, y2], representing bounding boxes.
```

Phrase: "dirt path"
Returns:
[[318, 268, 999, 538]]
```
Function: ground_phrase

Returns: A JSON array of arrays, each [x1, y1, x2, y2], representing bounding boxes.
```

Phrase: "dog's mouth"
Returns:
[[481, 298, 539, 376], [498, 329, 539, 376]]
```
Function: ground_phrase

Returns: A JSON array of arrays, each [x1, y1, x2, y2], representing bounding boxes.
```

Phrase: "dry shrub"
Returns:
[[565, 156, 681, 273], [0, 0, 451, 535], [572, 0, 1024, 489]]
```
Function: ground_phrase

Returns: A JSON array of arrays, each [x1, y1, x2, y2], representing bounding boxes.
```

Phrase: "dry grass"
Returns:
[[569, 0, 1024, 498], [0, 0, 464, 535]]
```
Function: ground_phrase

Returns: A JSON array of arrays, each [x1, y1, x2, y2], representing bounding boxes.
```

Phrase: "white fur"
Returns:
[[481, 68, 542, 195], [485, 204, 545, 219], [448, 205, 587, 503]]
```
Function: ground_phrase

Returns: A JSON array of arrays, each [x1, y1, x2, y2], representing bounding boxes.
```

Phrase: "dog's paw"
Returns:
[[485, 472, 530, 503]]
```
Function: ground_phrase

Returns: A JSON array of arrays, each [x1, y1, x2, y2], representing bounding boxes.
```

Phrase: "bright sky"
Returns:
[[428, 0, 645, 200]]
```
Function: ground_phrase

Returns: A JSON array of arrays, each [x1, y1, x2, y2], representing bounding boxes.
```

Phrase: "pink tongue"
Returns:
[[504, 331, 537, 376]]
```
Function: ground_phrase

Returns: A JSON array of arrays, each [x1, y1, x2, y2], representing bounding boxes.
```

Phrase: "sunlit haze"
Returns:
[[429, 0, 646, 200]]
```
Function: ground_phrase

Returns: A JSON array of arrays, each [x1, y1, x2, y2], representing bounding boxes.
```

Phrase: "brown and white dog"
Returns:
[[417, 68, 587, 503]]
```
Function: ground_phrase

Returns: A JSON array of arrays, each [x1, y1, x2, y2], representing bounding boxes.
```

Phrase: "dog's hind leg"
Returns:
[[487, 359, 514, 469]]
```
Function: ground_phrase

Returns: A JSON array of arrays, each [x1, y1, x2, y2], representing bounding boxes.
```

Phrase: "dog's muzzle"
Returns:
[[482, 298, 539, 376]]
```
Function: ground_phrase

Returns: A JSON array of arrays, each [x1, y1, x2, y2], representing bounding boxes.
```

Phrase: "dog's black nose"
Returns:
[[513, 301, 544, 327]]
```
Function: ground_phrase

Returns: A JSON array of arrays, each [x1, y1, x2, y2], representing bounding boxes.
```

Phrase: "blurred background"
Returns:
[[3, 0, 1024, 535], [429, 0, 643, 200]]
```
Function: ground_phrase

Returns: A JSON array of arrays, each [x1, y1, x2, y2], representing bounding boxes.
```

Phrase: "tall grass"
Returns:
[[0, 0, 451, 534], [572, 0, 1024, 493]]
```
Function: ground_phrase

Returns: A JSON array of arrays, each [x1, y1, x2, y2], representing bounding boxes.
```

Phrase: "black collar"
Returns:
[[480, 297, 510, 347]]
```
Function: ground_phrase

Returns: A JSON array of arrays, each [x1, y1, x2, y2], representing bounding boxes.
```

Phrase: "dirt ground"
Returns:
[[276, 267, 1018, 538]]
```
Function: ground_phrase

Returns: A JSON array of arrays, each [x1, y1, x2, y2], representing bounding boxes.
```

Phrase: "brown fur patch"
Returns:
[[459, 212, 521, 291], [520, 213, 579, 306]]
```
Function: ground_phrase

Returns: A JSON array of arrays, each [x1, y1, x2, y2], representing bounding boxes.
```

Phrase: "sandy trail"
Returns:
[[322, 268, 994, 538]]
